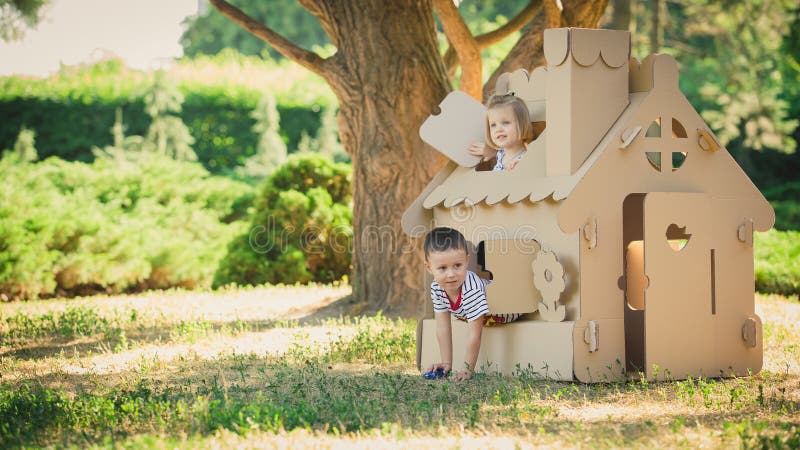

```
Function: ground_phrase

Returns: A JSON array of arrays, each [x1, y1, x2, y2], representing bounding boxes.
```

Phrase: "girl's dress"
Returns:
[[492, 148, 525, 171]]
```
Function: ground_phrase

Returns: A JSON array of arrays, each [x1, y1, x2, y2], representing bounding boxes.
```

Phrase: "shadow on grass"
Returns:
[[1, 295, 362, 361]]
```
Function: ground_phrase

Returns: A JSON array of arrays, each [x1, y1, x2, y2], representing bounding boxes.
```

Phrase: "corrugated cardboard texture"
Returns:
[[573, 318, 627, 382], [495, 67, 548, 121], [558, 54, 774, 233], [419, 318, 575, 379], [708, 198, 763, 376], [420, 88, 647, 210], [422, 132, 562, 208], [401, 161, 458, 237]]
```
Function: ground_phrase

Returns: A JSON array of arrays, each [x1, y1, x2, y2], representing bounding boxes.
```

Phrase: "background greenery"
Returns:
[[0, 150, 250, 299], [0, 55, 335, 173], [0, 0, 797, 300]]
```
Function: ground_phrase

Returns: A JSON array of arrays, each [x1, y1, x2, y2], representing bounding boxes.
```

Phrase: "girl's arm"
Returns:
[[432, 311, 453, 373], [454, 317, 484, 381]]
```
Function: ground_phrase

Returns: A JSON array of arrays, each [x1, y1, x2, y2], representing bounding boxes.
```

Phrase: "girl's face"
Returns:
[[487, 105, 522, 149]]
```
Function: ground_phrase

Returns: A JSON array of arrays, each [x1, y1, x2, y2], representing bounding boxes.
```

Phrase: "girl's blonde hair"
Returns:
[[484, 94, 534, 150]]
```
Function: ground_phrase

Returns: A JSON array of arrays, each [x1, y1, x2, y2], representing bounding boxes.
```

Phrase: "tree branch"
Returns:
[[545, 0, 564, 28], [208, 0, 329, 78], [434, 0, 482, 100], [443, 1, 542, 84], [443, 45, 459, 79], [475, 0, 544, 48]]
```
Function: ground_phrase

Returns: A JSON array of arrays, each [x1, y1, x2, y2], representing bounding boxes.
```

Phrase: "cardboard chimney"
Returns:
[[544, 28, 630, 176], [403, 28, 774, 382]]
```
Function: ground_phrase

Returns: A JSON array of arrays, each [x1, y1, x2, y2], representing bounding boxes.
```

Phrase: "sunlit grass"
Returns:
[[0, 288, 798, 448]]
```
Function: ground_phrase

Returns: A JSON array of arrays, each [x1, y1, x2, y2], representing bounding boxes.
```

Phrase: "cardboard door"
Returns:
[[643, 192, 714, 379]]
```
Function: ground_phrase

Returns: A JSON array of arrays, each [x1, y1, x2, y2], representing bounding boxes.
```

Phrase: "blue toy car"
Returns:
[[423, 367, 448, 379]]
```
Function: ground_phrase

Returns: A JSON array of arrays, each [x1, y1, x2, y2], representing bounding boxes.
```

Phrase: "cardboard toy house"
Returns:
[[402, 28, 774, 382]]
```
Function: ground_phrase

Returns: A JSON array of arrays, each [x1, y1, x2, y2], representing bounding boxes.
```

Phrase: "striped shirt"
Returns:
[[431, 271, 523, 324], [431, 270, 491, 322]]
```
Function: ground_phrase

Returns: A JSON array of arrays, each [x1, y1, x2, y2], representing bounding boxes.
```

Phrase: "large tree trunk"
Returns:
[[309, 1, 451, 315]]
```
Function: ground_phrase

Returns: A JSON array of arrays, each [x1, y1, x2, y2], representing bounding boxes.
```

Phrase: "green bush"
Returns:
[[214, 154, 352, 287], [0, 152, 252, 300], [755, 229, 800, 297]]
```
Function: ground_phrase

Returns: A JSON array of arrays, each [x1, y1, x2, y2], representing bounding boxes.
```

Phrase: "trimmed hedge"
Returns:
[[0, 96, 321, 173], [0, 58, 332, 173]]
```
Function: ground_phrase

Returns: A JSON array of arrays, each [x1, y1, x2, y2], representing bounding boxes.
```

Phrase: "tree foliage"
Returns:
[[180, 0, 531, 63], [180, 0, 329, 60], [622, 0, 798, 157], [142, 71, 197, 161], [0, 59, 327, 172], [10, 126, 37, 162], [0, 0, 48, 41], [208, 0, 609, 312]]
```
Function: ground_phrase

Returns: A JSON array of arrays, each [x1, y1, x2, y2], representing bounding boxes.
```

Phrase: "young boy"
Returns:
[[423, 227, 520, 381]]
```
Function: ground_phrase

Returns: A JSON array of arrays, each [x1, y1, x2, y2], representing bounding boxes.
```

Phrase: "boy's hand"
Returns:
[[468, 142, 496, 161], [427, 362, 451, 374], [453, 368, 473, 381]]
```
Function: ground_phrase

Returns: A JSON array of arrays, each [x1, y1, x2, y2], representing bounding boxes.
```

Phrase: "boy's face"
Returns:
[[425, 248, 470, 292], [487, 105, 520, 149]]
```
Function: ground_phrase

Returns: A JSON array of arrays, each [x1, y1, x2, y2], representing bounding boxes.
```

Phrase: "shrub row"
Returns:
[[0, 150, 353, 300], [0, 152, 252, 300], [0, 57, 335, 173], [762, 181, 800, 231], [0, 95, 322, 173]]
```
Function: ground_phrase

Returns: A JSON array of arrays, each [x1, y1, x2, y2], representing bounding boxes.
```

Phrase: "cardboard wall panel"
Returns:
[[419, 318, 574, 379]]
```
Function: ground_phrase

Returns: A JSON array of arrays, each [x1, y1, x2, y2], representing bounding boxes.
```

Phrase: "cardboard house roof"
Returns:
[[559, 54, 775, 233], [402, 37, 774, 237]]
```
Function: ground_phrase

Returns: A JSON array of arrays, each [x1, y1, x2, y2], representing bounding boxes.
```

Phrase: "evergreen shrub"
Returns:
[[214, 154, 352, 287], [0, 152, 252, 300]]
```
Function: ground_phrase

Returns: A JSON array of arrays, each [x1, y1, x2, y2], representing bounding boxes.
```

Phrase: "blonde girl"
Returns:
[[468, 94, 534, 171]]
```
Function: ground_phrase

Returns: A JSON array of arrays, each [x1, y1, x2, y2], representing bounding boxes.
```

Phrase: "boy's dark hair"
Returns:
[[423, 227, 468, 260]]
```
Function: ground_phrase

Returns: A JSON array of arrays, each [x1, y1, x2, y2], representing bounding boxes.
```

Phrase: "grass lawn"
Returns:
[[0, 286, 798, 449]]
